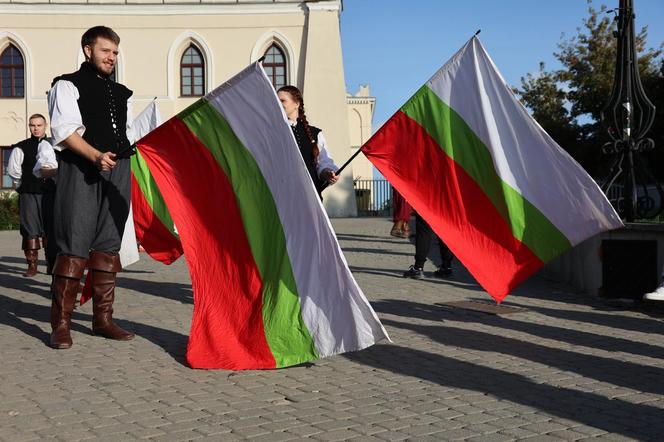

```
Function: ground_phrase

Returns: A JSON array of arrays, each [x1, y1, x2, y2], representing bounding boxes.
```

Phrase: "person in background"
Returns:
[[277, 85, 338, 199], [390, 186, 412, 238], [403, 211, 454, 280], [7, 114, 55, 277], [643, 273, 664, 301]]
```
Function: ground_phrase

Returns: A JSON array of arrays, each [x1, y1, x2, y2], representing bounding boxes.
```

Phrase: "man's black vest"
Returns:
[[52, 62, 132, 156], [13, 136, 47, 194], [291, 120, 323, 194]]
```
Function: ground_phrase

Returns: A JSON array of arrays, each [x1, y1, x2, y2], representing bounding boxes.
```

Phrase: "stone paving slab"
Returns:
[[1, 218, 664, 441]]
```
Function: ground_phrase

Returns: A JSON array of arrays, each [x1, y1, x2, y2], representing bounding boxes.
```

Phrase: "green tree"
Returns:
[[518, 62, 591, 166], [0, 193, 19, 230], [517, 0, 663, 177]]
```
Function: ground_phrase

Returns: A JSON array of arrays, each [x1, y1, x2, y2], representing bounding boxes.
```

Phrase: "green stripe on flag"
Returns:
[[401, 85, 571, 263], [178, 99, 318, 367], [131, 149, 179, 240]]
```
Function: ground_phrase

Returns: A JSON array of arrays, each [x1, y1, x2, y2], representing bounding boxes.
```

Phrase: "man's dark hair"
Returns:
[[81, 26, 120, 53]]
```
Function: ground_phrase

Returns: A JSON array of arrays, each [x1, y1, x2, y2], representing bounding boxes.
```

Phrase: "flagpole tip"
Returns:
[[474, 29, 481, 36]]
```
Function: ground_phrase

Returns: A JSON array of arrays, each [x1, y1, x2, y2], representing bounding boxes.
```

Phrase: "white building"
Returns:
[[0, 0, 364, 216], [346, 84, 376, 182]]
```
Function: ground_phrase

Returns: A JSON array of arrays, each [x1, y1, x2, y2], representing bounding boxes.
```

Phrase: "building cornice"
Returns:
[[305, 0, 341, 12], [0, 0, 340, 16], [347, 97, 375, 105]]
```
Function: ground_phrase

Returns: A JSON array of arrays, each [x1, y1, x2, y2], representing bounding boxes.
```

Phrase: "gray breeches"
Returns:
[[53, 152, 130, 258], [19, 193, 44, 239]]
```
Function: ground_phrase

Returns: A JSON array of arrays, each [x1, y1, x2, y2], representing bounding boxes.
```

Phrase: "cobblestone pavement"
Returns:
[[1, 218, 664, 441]]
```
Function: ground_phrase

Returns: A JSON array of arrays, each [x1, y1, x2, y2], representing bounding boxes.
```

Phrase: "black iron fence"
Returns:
[[353, 179, 393, 216], [606, 183, 664, 221]]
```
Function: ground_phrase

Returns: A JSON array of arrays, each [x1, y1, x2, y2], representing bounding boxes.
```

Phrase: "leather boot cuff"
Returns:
[[22, 238, 41, 251], [88, 251, 122, 273], [53, 255, 87, 279]]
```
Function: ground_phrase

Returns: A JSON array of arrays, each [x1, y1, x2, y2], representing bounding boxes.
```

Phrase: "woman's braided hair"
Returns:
[[278, 85, 319, 164]]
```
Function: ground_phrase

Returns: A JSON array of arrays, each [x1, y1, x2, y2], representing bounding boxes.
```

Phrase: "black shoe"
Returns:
[[403, 265, 424, 279], [433, 266, 453, 279]]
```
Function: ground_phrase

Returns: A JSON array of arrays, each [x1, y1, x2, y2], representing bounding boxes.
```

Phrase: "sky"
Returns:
[[340, 0, 664, 130]]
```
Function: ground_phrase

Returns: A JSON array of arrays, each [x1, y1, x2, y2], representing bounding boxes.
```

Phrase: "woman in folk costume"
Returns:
[[277, 85, 339, 198]]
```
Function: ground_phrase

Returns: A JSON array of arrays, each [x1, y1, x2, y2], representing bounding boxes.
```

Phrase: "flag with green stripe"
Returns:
[[129, 100, 183, 265], [131, 147, 183, 265], [362, 36, 623, 302], [136, 62, 389, 370]]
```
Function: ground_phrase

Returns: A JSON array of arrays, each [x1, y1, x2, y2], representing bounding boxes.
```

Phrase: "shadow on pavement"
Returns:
[[0, 263, 51, 300], [0, 280, 189, 365], [120, 268, 156, 274], [511, 278, 664, 319], [512, 302, 664, 335], [117, 276, 193, 304], [1, 257, 192, 306], [343, 247, 413, 257], [351, 264, 486, 293], [0, 291, 99, 346], [378, 315, 664, 397], [374, 298, 664, 364], [336, 233, 411, 246], [345, 344, 664, 440], [4, 257, 191, 362]]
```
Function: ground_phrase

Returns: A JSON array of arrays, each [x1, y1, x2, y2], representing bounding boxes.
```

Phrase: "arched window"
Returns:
[[180, 45, 204, 97], [263, 44, 287, 90], [0, 44, 24, 98]]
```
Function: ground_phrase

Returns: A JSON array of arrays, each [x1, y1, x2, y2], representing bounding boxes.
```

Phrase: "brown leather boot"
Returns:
[[89, 251, 134, 341], [50, 255, 87, 349], [22, 238, 40, 277]]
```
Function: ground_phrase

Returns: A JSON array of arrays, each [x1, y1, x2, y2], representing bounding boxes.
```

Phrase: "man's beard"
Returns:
[[91, 57, 113, 77]]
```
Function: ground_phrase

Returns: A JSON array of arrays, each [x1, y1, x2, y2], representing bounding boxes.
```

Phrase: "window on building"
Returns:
[[2, 147, 14, 189], [263, 44, 287, 90], [0, 45, 25, 98], [180, 45, 204, 97]]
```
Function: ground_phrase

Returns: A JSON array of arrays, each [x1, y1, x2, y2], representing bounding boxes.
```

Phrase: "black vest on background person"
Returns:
[[291, 120, 323, 195], [52, 62, 132, 168], [13, 136, 48, 194]]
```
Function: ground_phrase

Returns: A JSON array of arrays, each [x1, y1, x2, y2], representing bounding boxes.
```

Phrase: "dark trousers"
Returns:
[[19, 193, 44, 240], [414, 212, 453, 269], [53, 151, 131, 258], [42, 188, 57, 268]]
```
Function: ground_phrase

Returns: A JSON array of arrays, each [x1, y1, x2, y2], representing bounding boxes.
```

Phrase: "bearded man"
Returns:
[[47, 25, 135, 349]]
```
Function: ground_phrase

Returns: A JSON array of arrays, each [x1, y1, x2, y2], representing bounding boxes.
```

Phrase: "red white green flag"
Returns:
[[362, 37, 623, 303], [130, 100, 183, 265], [136, 63, 389, 370], [131, 147, 183, 265]]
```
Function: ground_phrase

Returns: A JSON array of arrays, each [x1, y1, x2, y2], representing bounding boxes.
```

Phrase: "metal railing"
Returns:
[[353, 179, 393, 216], [606, 183, 664, 220]]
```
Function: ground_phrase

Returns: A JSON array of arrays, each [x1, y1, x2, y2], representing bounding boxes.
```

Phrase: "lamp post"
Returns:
[[600, 0, 661, 221]]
